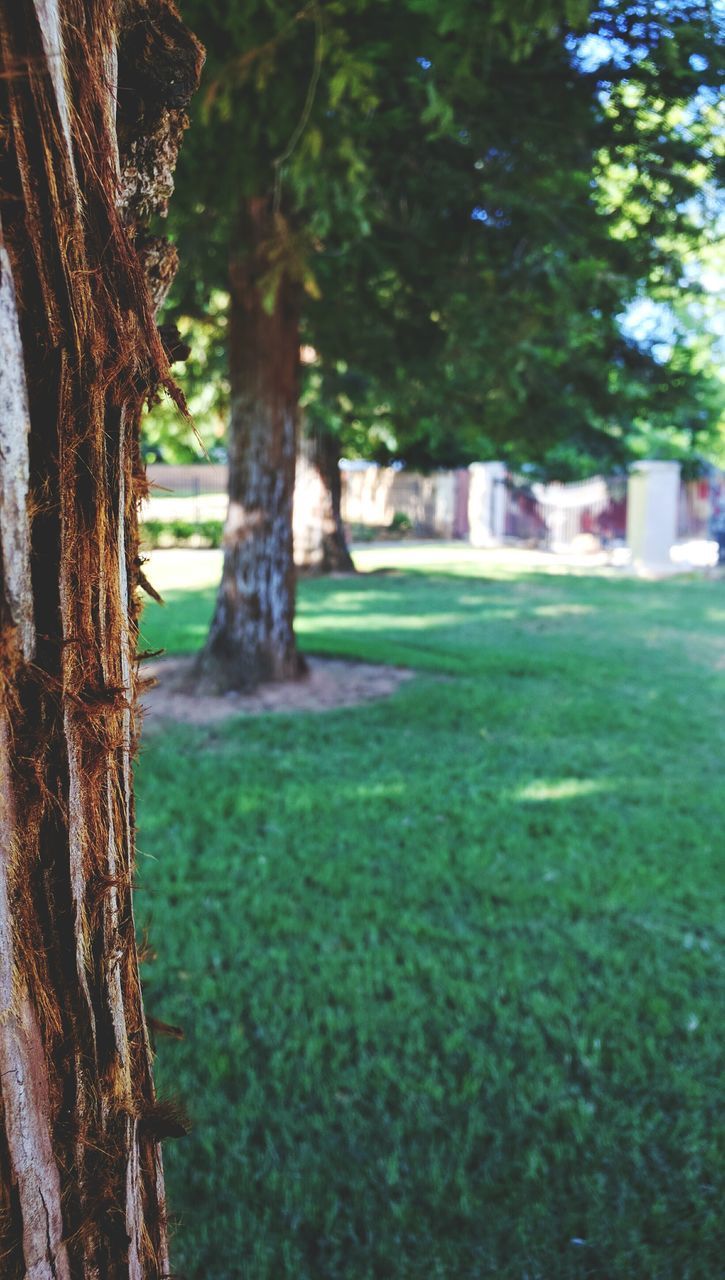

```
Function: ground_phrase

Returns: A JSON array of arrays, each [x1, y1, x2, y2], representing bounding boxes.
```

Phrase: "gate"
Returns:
[[505, 474, 628, 549]]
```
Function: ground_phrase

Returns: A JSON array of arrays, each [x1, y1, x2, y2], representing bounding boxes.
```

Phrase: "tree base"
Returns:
[[142, 653, 415, 726], [320, 532, 356, 574], [191, 643, 308, 696]]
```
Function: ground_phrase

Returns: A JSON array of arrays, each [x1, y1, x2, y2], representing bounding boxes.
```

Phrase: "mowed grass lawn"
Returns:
[[136, 547, 725, 1280]]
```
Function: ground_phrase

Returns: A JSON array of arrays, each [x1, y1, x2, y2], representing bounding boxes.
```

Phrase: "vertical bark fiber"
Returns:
[[0, 3, 202, 1277], [197, 197, 303, 692]]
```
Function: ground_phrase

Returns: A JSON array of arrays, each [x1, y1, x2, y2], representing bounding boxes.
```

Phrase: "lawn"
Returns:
[[136, 547, 725, 1279]]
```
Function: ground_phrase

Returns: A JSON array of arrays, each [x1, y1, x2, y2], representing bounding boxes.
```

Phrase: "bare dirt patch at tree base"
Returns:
[[140, 655, 415, 728]]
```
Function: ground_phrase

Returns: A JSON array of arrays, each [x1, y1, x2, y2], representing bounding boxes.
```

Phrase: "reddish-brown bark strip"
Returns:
[[0, 2, 202, 1276]]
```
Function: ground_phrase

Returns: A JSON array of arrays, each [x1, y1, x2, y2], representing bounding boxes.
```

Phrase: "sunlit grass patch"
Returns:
[[514, 777, 610, 801], [137, 546, 725, 1280]]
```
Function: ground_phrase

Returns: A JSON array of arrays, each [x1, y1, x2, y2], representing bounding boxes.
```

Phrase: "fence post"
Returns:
[[468, 462, 506, 546], [434, 471, 455, 537], [193, 473, 201, 527], [627, 460, 680, 572]]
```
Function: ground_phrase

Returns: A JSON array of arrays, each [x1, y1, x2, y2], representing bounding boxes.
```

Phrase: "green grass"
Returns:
[[136, 548, 725, 1279]]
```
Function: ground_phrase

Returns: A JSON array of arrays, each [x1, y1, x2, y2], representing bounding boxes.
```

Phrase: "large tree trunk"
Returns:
[[0, 3, 201, 1277], [294, 428, 355, 574], [196, 197, 303, 692]]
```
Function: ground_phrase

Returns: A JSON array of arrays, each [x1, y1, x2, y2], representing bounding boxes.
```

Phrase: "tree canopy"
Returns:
[[149, 0, 724, 476]]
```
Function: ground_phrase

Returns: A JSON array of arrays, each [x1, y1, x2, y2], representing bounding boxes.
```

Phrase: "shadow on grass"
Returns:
[[136, 559, 724, 1279]]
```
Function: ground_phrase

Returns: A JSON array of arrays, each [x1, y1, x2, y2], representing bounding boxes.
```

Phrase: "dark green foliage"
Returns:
[[389, 511, 413, 533], [140, 518, 224, 549], [138, 550, 725, 1278], [155, 1, 724, 475], [304, 3, 724, 472]]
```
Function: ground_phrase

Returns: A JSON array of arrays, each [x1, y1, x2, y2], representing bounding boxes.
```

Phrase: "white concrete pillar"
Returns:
[[468, 462, 507, 546], [434, 471, 455, 538], [627, 460, 680, 571]]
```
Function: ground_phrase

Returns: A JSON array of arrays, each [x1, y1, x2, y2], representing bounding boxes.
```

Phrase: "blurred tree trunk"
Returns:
[[313, 430, 355, 572], [196, 196, 304, 691], [0, 2, 201, 1277], [295, 428, 355, 573]]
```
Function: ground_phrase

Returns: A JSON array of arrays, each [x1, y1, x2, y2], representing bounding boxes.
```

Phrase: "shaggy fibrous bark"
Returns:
[[0, 3, 202, 1276], [196, 196, 304, 692]]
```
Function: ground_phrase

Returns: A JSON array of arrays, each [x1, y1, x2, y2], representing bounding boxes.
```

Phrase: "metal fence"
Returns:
[[146, 463, 228, 497], [144, 464, 228, 524], [141, 463, 722, 550], [504, 474, 628, 550], [677, 477, 712, 540]]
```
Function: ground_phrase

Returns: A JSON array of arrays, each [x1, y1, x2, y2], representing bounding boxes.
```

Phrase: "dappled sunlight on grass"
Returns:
[[353, 780, 406, 800], [297, 608, 519, 634], [352, 541, 635, 581], [514, 778, 611, 802], [531, 602, 597, 618], [136, 545, 725, 1280], [141, 546, 722, 673]]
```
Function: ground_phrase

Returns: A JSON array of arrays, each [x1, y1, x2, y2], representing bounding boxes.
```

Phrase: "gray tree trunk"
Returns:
[[0, 3, 202, 1276], [196, 196, 304, 692], [295, 429, 355, 574]]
